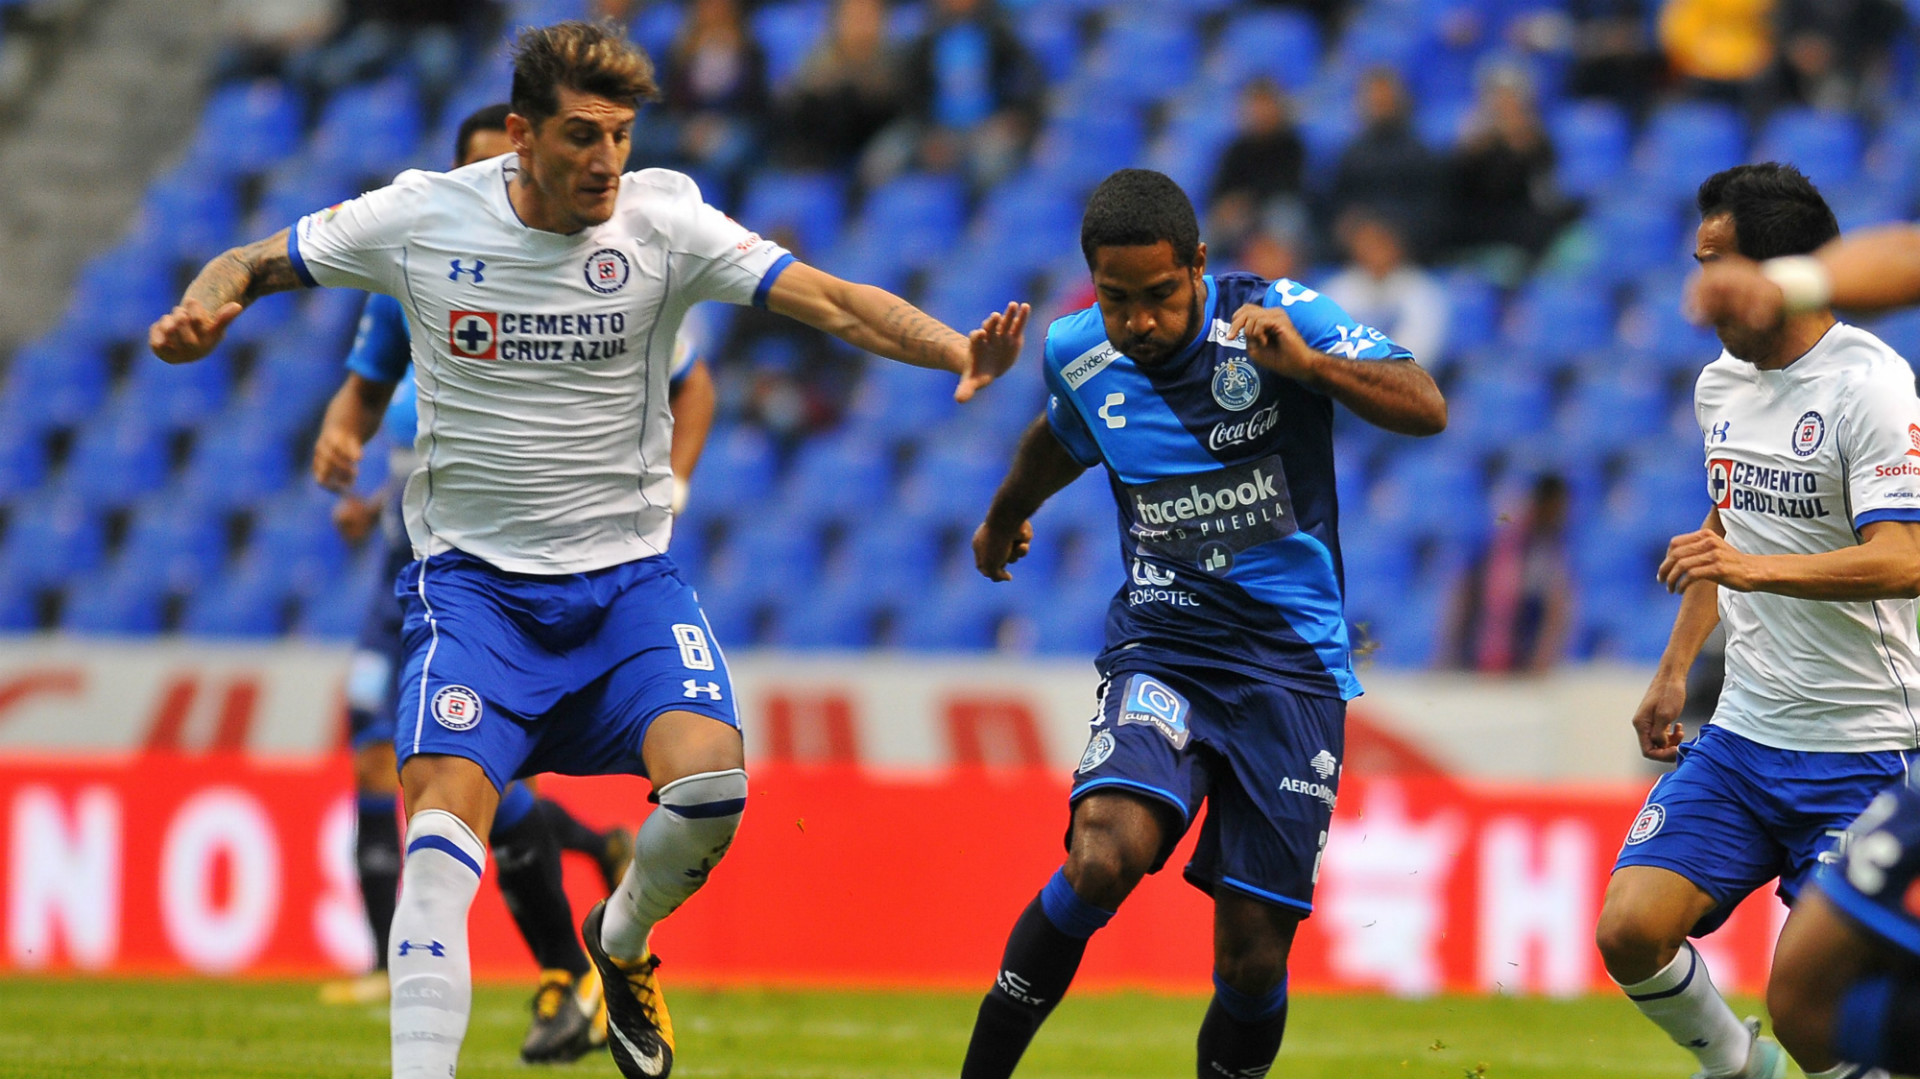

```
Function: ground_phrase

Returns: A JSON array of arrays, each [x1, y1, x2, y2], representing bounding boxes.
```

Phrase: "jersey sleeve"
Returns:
[[343, 293, 411, 383], [1840, 366, 1920, 530], [658, 173, 794, 309], [1042, 345, 1103, 467], [1264, 278, 1415, 363], [289, 171, 429, 295]]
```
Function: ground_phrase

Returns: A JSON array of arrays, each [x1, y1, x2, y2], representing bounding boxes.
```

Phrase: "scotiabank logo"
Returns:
[[1874, 461, 1920, 478], [1133, 467, 1282, 526], [1907, 423, 1920, 457]]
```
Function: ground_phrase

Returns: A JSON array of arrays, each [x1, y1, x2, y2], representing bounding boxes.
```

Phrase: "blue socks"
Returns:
[[1198, 973, 1290, 1079], [962, 869, 1116, 1079]]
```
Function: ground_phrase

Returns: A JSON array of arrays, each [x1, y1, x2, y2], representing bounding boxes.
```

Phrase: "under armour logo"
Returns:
[[448, 259, 485, 283], [1687, 1038, 1710, 1049], [682, 680, 723, 700], [396, 939, 446, 957], [1710, 421, 1731, 444]]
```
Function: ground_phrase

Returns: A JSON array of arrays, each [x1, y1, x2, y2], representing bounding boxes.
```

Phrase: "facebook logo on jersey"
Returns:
[[448, 259, 485, 283]]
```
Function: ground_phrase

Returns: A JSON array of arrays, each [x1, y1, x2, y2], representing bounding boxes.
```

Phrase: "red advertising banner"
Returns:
[[0, 755, 1789, 994]]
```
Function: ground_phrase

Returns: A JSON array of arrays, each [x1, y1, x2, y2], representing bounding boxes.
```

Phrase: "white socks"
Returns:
[[1806, 1065, 1890, 1079], [1616, 942, 1752, 1077], [599, 769, 748, 961], [389, 809, 486, 1079]]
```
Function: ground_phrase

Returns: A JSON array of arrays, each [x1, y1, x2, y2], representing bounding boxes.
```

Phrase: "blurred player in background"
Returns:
[[1595, 163, 1920, 1079], [963, 168, 1445, 1079], [150, 21, 1025, 1079], [1689, 201, 1920, 1079]]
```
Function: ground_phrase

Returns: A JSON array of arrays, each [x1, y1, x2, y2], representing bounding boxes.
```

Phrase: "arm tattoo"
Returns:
[[183, 228, 303, 310], [877, 299, 965, 371]]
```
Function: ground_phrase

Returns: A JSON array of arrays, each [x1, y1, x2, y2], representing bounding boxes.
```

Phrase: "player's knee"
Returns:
[[655, 768, 748, 844], [1593, 903, 1680, 977], [1062, 817, 1155, 909], [1213, 950, 1286, 997]]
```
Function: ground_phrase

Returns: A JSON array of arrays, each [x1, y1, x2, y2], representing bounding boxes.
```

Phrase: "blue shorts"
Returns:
[[345, 520, 415, 751], [393, 549, 738, 791], [1067, 663, 1345, 916], [1810, 772, 1920, 961], [1614, 724, 1911, 935]]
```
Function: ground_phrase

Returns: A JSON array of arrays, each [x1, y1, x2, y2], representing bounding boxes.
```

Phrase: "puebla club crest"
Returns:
[[1212, 355, 1261, 412]]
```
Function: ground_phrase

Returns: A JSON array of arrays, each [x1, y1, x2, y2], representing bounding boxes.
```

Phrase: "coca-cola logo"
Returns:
[[1208, 402, 1280, 450]]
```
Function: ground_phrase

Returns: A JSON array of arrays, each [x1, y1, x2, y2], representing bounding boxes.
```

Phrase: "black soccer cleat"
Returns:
[[596, 825, 636, 894], [519, 968, 598, 1064], [582, 900, 675, 1078]]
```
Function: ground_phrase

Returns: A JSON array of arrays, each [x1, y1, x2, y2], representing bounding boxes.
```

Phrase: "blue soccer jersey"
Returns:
[[1044, 272, 1410, 700]]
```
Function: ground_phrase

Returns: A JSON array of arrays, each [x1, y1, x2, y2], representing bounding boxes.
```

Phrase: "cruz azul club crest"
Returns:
[[584, 247, 631, 294]]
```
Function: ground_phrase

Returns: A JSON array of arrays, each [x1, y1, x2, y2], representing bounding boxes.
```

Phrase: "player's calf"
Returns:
[[389, 808, 488, 1079], [598, 767, 749, 961]]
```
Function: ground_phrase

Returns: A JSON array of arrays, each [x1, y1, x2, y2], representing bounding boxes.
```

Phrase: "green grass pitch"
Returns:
[[0, 977, 1793, 1078]]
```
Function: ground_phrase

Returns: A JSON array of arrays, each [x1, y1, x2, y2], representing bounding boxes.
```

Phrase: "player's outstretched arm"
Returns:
[[312, 372, 398, 494], [1633, 511, 1724, 761], [973, 415, 1088, 582], [668, 359, 716, 513], [1659, 518, 1920, 601], [766, 261, 1029, 402], [1688, 224, 1920, 330], [149, 227, 306, 364], [1227, 303, 1446, 436]]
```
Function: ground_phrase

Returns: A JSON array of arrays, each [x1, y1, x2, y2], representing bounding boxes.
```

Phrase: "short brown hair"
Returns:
[[510, 20, 660, 126]]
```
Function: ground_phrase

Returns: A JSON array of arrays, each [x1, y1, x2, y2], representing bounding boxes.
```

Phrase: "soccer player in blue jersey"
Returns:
[[1690, 218, 1920, 1079], [961, 169, 1446, 1079]]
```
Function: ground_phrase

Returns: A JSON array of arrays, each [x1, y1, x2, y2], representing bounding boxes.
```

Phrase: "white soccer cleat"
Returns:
[[1690, 1017, 1786, 1079]]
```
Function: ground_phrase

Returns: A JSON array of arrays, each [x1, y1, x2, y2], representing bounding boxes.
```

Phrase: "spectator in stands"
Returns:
[[308, 0, 494, 101], [663, 0, 770, 198], [775, 0, 905, 170], [1234, 225, 1306, 284], [1211, 78, 1305, 210], [897, 0, 1042, 189], [1323, 208, 1449, 367], [1565, 0, 1664, 116], [210, 0, 339, 86], [1438, 473, 1576, 674], [1329, 66, 1447, 258], [1777, 0, 1906, 112], [1449, 65, 1570, 264], [1658, 0, 1776, 107]]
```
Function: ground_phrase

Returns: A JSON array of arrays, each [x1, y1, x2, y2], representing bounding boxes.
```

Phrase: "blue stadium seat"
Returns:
[[225, 289, 301, 348], [295, 546, 381, 639], [310, 79, 424, 177], [1617, 280, 1721, 371], [1015, 3, 1081, 85], [826, 516, 945, 596], [855, 173, 967, 270], [775, 434, 891, 523], [1017, 577, 1109, 655], [249, 489, 352, 599], [189, 80, 304, 176], [182, 555, 290, 638], [63, 408, 170, 508], [0, 424, 46, 499], [177, 418, 294, 510], [740, 170, 847, 257], [691, 424, 779, 510], [966, 174, 1084, 275], [127, 345, 232, 431], [60, 560, 167, 635], [1148, 95, 1239, 198], [843, 356, 963, 442], [253, 163, 363, 236], [751, 1, 830, 89], [1033, 103, 1147, 192], [691, 574, 770, 646], [896, 439, 1005, 529], [0, 578, 37, 632], [118, 495, 229, 592], [1755, 107, 1863, 190], [1581, 196, 1688, 287], [1436, 270, 1502, 358], [0, 497, 105, 589], [1375, 447, 1487, 543], [1554, 374, 1669, 455], [1359, 578, 1444, 668], [243, 340, 346, 423], [1502, 278, 1617, 365], [1444, 370, 1550, 447], [893, 577, 1012, 650], [771, 579, 881, 648], [1080, 13, 1200, 107], [70, 236, 181, 342], [141, 170, 241, 262], [1208, 9, 1322, 92], [1550, 100, 1631, 200], [300, 288, 369, 348], [1634, 101, 1744, 204], [1, 335, 109, 429]]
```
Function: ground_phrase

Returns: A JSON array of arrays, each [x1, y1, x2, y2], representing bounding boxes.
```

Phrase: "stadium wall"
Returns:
[[0, 639, 1782, 995]]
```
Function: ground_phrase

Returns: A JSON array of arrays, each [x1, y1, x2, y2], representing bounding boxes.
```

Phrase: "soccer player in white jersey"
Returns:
[[148, 21, 1027, 1079], [1594, 163, 1920, 1079], [1690, 182, 1920, 1079]]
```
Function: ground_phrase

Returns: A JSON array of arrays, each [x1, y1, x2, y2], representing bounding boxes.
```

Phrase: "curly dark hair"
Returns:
[[1080, 169, 1201, 268], [1697, 163, 1840, 261]]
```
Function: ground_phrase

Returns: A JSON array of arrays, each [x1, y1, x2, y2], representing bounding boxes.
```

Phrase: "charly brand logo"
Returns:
[[1211, 355, 1262, 412]]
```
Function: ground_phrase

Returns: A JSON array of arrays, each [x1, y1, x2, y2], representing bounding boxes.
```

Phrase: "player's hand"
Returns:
[[1631, 673, 1688, 762], [1227, 303, 1320, 383], [1685, 259, 1785, 332], [312, 425, 364, 493], [331, 495, 380, 543], [1657, 528, 1757, 593], [148, 298, 243, 365], [957, 302, 1030, 403], [972, 517, 1033, 582]]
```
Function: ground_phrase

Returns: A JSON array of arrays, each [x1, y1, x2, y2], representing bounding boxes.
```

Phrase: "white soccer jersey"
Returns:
[[290, 155, 789, 574], [1696, 323, 1920, 752]]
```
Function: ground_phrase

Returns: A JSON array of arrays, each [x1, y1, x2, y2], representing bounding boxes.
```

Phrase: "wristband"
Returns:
[[1760, 255, 1833, 314], [671, 476, 690, 515]]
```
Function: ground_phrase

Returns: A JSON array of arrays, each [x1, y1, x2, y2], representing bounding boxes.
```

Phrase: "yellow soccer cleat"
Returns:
[[582, 900, 675, 1078], [318, 970, 388, 1005]]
